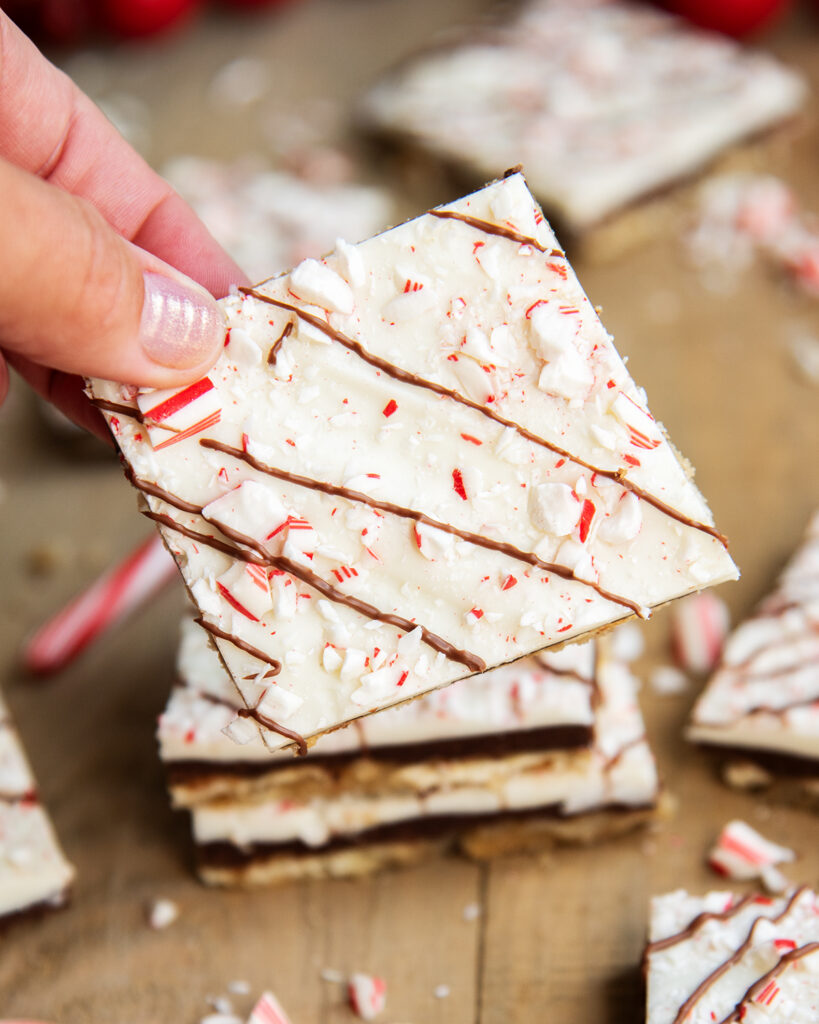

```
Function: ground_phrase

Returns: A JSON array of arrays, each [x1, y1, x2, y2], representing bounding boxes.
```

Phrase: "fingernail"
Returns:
[[139, 272, 225, 369]]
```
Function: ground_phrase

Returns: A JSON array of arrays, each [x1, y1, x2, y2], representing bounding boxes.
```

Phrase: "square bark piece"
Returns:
[[688, 511, 818, 799], [645, 887, 819, 1023], [362, 0, 806, 232], [89, 173, 737, 753]]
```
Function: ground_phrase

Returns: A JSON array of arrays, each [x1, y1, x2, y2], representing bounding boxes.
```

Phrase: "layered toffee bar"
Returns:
[[0, 692, 74, 921], [644, 887, 819, 1023], [688, 512, 818, 807], [160, 619, 660, 885], [362, 0, 806, 234], [90, 172, 737, 755]]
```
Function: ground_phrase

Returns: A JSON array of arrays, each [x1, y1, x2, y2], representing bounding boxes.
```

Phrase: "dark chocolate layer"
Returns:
[[166, 721, 595, 788], [699, 742, 819, 779]]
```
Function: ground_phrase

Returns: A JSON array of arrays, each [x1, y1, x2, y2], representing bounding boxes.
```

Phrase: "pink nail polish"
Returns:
[[139, 273, 225, 369]]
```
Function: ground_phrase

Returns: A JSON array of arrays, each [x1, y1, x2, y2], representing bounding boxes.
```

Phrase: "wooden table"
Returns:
[[0, 3, 816, 1020]]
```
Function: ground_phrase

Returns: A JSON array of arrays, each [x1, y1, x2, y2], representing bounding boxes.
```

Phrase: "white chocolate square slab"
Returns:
[[0, 695, 74, 920], [645, 887, 819, 1024], [90, 173, 737, 753], [688, 511, 819, 768], [362, 0, 807, 232]]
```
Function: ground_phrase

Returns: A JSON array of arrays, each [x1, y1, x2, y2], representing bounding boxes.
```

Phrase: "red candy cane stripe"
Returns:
[[247, 991, 293, 1024], [141, 377, 215, 422], [22, 535, 177, 676], [671, 592, 729, 674], [348, 974, 387, 1021], [152, 409, 221, 451]]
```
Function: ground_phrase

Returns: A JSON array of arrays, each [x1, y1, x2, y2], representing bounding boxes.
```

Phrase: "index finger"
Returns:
[[0, 11, 249, 298]]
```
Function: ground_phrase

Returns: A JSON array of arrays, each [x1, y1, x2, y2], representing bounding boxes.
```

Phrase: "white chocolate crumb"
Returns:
[[147, 898, 179, 930], [649, 666, 689, 696]]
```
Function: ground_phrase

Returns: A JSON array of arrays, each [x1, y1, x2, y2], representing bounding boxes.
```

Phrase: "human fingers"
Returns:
[[0, 10, 249, 296], [0, 157, 227, 388]]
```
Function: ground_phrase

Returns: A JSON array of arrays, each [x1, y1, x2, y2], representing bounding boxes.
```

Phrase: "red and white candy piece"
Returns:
[[246, 990, 292, 1024], [137, 375, 222, 450], [708, 820, 795, 893], [671, 591, 730, 674], [23, 534, 177, 676], [216, 563, 273, 622], [348, 973, 387, 1021]]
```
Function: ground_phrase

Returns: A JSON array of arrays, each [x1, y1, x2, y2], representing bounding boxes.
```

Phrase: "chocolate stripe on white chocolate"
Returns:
[[720, 942, 819, 1023], [143, 507, 486, 673], [235, 707, 308, 757], [645, 895, 755, 954], [239, 287, 728, 549], [195, 618, 282, 673], [428, 208, 564, 255], [201, 513, 487, 673], [199, 438, 645, 617], [267, 321, 293, 367], [89, 397, 144, 422], [670, 886, 807, 1024]]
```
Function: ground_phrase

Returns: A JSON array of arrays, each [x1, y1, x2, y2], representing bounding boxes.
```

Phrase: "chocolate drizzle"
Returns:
[[143, 510, 256, 563], [669, 886, 807, 1024], [138, 499, 486, 674], [645, 894, 755, 954], [267, 321, 293, 367], [126, 469, 203, 516], [201, 513, 486, 673], [238, 287, 728, 549], [88, 397, 144, 422], [236, 707, 308, 757], [429, 208, 564, 256], [720, 941, 819, 1023], [199, 438, 644, 616], [194, 617, 281, 673]]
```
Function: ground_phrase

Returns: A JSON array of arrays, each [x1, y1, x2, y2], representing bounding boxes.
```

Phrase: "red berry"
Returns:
[[661, 0, 791, 38], [218, 0, 301, 8], [99, 0, 201, 39]]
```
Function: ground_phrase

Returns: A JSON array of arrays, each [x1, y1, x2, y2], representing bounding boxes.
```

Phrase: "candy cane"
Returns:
[[23, 535, 177, 676]]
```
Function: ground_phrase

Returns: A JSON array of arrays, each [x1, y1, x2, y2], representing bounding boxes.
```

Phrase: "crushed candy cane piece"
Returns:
[[671, 591, 730, 674], [348, 973, 387, 1020], [708, 820, 795, 886], [247, 990, 292, 1024]]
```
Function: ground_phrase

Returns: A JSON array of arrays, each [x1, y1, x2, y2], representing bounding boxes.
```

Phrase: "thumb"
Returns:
[[0, 157, 228, 388]]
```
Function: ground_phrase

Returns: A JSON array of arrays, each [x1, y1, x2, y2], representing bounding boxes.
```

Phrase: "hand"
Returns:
[[0, 11, 250, 437]]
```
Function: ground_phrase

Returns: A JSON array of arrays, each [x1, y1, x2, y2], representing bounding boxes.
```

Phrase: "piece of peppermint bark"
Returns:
[[88, 172, 737, 754]]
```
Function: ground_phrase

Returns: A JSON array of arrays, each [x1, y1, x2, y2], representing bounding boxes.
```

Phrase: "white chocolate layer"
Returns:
[[0, 703, 74, 919], [646, 887, 819, 1024], [689, 512, 819, 767], [191, 739, 657, 849], [92, 174, 736, 753], [363, 0, 806, 231], [159, 618, 598, 764]]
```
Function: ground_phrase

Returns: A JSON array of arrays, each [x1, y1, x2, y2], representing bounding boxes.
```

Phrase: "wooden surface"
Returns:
[[0, 3, 818, 1021]]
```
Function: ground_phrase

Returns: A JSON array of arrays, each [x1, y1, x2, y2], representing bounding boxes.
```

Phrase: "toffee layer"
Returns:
[[197, 798, 656, 866]]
